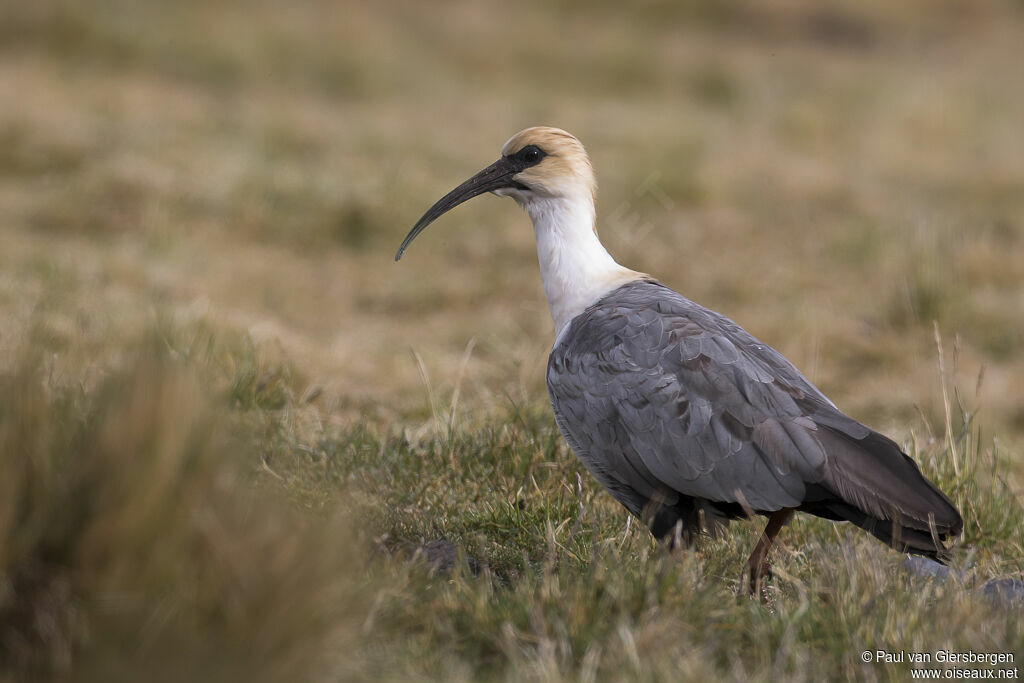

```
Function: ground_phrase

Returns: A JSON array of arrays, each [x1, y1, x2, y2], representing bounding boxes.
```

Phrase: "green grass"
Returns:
[[2, 328, 1020, 680]]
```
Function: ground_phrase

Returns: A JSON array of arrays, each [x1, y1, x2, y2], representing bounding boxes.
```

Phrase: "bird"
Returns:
[[395, 126, 963, 595]]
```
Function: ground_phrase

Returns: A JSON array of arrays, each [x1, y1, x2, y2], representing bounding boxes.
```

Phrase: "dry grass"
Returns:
[[2, 328, 1020, 681], [1, 0, 1023, 679], [0, 334, 369, 681], [2, 0, 1023, 440]]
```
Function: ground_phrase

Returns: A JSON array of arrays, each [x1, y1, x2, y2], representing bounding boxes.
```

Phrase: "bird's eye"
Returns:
[[521, 145, 542, 164]]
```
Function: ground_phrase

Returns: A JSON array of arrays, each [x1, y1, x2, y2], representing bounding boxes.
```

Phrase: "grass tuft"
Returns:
[[0, 343, 366, 681], [1, 320, 1021, 680]]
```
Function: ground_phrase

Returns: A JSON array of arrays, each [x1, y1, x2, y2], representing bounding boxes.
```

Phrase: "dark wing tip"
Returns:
[[813, 423, 963, 546]]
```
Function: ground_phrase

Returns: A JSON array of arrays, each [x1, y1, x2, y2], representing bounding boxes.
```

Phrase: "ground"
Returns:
[[1, 1, 1022, 680]]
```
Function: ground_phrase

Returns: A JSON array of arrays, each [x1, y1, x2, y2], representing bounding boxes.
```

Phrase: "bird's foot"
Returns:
[[747, 559, 774, 601]]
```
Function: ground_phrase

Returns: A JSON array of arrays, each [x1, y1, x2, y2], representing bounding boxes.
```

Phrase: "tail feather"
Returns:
[[809, 499, 955, 561], [807, 424, 962, 559]]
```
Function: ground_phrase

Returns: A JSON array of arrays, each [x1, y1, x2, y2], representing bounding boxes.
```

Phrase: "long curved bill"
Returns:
[[395, 157, 517, 261]]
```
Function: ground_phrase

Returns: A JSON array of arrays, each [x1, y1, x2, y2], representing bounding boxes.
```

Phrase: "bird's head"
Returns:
[[395, 126, 596, 261]]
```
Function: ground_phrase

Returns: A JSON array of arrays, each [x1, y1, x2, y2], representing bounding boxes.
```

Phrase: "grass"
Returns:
[[1, 0, 1023, 679], [1, 328, 1021, 681], [0, 334, 367, 681], [3, 0, 1024, 434]]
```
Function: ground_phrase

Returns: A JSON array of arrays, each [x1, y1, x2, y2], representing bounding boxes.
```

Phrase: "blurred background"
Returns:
[[3, 0, 1023, 447], [2, 0, 1024, 678]]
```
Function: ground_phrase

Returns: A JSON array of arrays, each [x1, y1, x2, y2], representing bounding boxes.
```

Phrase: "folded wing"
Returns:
[[547, 280, 962, 558]]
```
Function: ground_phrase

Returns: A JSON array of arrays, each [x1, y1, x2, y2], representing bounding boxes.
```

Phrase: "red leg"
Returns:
[[747, 509, 794, 597]]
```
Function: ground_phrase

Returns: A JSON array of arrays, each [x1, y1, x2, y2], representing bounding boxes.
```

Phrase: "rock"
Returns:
[[980, 578, 1024, 608], [901, 555, 957, 582], [901, 555, 1024, 608]]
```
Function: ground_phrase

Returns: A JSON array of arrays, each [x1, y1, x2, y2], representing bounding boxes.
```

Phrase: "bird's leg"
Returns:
[[747, 509, 794, 597]]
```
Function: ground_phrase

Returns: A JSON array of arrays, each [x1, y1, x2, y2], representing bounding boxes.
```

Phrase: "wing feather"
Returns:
[[547, 280, 961, 549]]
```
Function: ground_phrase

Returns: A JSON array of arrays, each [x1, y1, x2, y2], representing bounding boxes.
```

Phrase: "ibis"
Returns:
[[396, 127, 962, 594]]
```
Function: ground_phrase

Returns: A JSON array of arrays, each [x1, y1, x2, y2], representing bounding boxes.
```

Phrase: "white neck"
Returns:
[[524, 194, 643, 340]]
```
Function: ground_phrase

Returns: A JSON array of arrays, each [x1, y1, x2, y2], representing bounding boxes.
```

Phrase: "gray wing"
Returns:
[[547, 280, 961, 547]]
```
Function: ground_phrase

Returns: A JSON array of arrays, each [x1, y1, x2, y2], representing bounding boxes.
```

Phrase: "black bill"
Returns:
[[395, 157, 518, 261]]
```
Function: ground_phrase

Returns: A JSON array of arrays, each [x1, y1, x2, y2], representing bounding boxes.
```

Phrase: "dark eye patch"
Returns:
[[520, 145, 543, 164], [506, 144, 547, 172]]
